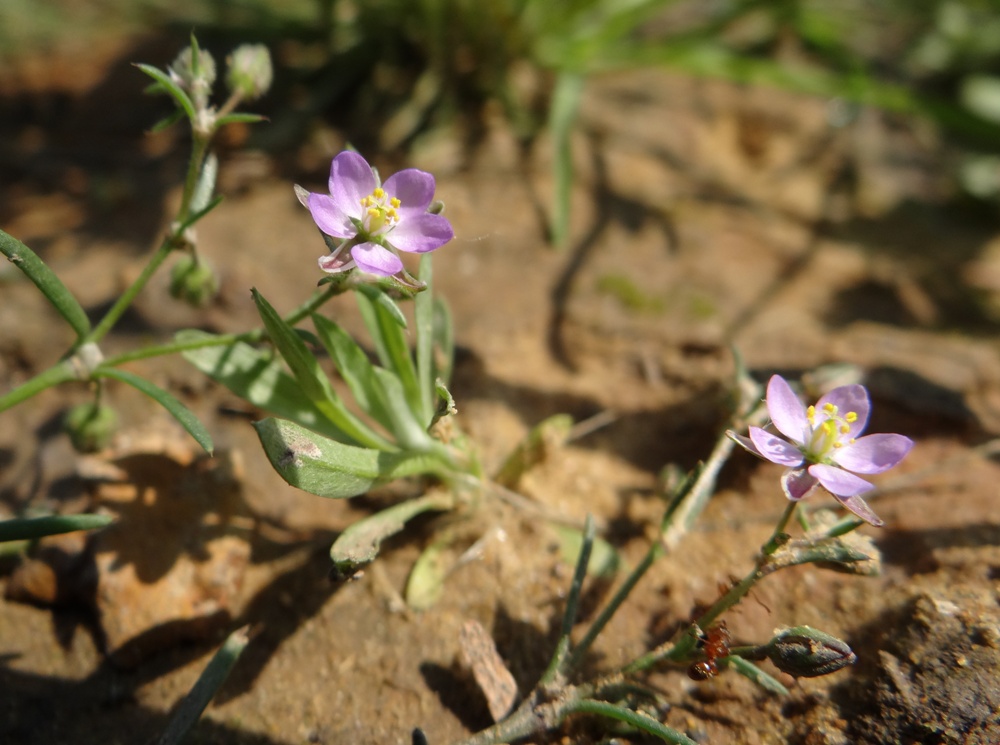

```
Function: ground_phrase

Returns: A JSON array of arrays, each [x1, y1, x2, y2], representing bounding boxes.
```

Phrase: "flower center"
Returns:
[[804, 402, 858, 461], [359, 187, 401, 235]]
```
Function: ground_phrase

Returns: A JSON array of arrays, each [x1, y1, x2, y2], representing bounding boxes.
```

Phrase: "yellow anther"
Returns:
[[845, 412, 858, 423], [373, 187, 385, 199], [823, 403, 837, 415], [807, 405, 816, 422], [840, 424, 850, 434], [390, 197, 401, 209]]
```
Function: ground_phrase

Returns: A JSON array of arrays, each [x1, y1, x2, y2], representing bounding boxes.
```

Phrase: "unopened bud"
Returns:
[[64, 402, 118, 453], [226, 44, 273, 101], [169, 254, 219, 307], [427, 200, 445, 215], [170, 45, 217, 93], [764, 626, 856, 678]]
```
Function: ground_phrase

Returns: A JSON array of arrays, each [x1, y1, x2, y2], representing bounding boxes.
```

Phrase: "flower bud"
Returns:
[[226, 44, 273, 101], [169, 254, 219, 307], [64, 402, 118, 453], [764, 626, 856, 678], [170, 45, 217, 92]]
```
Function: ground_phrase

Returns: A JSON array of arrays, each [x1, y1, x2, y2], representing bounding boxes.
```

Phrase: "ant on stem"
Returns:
[[687, 621, 731, 681]]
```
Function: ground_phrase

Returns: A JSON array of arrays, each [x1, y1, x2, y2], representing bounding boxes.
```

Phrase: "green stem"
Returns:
[[625, 500, 798, 673], [84, 239, 175, 345], [562, 699, 698, 745], [100, 284, 342, 367], [566, 540, 661, 674], [179, 134, 211, 221], [85, 130, 212, 348], [0, 361, 78, 413]]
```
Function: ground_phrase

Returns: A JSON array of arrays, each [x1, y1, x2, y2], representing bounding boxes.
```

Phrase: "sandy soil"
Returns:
[[3, 31, 1000, 745]]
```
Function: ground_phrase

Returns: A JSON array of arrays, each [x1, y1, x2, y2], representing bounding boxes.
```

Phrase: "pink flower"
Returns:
[[730, 375, 913, 526], [300, 151, 454, 277]]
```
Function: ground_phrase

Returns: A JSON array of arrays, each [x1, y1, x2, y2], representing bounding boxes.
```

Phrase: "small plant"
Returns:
[[0, 33, 923, 745], [412, 372, 912, 744]]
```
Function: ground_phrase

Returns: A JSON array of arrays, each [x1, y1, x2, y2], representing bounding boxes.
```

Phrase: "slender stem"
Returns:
[[84, 239, 175, 345], [179, 134, 211, 221], [0, 361, 78, 413], [85, 126, 214, 348], [566, 540, 661, 673], [563, 699, 698, 745], [99, 284, 342, 368], [540, 514, 595, 685], [625, 500, 798, 673]]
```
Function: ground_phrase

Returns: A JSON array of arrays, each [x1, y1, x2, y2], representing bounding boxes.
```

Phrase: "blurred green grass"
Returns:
[[7, 1, 1000, 238]]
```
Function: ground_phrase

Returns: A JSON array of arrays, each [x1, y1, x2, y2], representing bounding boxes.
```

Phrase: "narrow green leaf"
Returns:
[[253, 289, 392, 450], [432, 297, 454, 387], [330, 491, 454, 578], [548, 72, 584, 248], [1, 229, 91, 339], [0, 513, 113, 543], [553, 523, 620, 579], [311, 315, 392, 429], [134, 62, 196, 121], [215, 112, 268, 127], [723, 656, 789, 696], [149, 109, 186, 133], [357, 283, 408, 328], [415, 254, 435, 423], [95, 367, 213, 454], [155, 627, 250, 745], [177, 194, 224, 234], [254, 417, 448, 499], [177, 330, 348, 442], [371, 367, 435, 452], [356, 288, 422, 416]]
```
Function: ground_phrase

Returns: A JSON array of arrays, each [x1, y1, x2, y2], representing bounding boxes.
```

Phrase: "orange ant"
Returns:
[[687, 621, 731, 681]]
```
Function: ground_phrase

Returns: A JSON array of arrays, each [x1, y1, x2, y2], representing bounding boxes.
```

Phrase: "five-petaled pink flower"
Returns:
[[729, 375, 913, 527], [300, 151, 454, 277]]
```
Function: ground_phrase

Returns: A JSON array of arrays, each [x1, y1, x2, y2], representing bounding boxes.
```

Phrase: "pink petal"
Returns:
[[816, 384, 869, 438], [329, 151, 375, 221], [808, 463, 874, 498], [831, 493, 884, 527], [318, 245, 353, 273], [383, 168, 435, 215], [748, 426, 805, 467], [766, 375, 809, 444], [387, 213, 454, 254], [781, 468, 817, 501], [308, 193, 356, 239], [350, 242, 403, 276], [832, 434, 913, 475]]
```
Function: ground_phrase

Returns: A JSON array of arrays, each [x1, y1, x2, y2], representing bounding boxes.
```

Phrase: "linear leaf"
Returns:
[[415, 254, 435, 424], [134, 63, 196, 121], [0, 513, 113, 543], [177, 330, 346, 442], [311, 314, 392, 430], [1, 229, 91, 339], [253, 289, 392, 450], [548, 72, 584, 248], [95, 367, 213, 454], [356, 287, 422, 416]]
